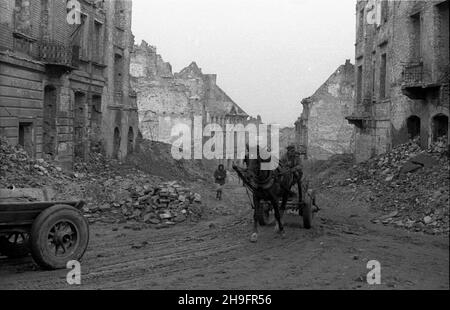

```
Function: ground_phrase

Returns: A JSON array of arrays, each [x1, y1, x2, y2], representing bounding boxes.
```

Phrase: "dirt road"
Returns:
[[0, 179, 448, 290]]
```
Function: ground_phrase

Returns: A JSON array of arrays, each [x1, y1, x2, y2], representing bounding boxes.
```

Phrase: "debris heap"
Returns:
[[0, 137, 204, 228], [81, 176, 203, 227], [321, 137, 449, 235], [0, 137, 69, 188]]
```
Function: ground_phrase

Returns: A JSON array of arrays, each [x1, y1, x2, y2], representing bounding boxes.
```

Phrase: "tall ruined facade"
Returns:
[[346, 0, 449, 162], [130, 41, 261, 168], [295, 60, 355, 160], [0, 0, 139, 169]]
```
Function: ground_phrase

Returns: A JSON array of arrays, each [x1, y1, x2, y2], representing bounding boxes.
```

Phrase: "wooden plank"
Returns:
[[0, 210, 41, 225], [0, 201, 81, 212], [0, 223, 33, 229]]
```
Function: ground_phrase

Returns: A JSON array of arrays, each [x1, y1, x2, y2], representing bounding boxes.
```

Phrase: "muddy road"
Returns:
[[0, 179, 448, 290]]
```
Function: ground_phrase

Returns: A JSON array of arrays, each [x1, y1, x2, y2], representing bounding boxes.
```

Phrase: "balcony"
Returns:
[[402, 62, 424, 86], [38, 40, 80, 71], [345, 99, 372, 128], [401, 62, 440, 99]]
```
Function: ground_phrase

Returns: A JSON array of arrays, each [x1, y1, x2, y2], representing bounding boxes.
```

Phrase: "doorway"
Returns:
[[407, 115, 421, 140], [127, 127, 134, 155], [18, 122, 34, 156], [113, 127, 121, 159], [432, 114, 448, 141], [43, 85, 57, 159]]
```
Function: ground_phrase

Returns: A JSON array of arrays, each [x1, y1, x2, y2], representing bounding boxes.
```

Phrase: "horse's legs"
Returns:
[[270, 194, 284, 235], [250, 193, 259, 243], [280, 194, 288, 218]]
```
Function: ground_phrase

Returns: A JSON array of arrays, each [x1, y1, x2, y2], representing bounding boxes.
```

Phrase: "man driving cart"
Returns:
[[279, 144, 304, 203]]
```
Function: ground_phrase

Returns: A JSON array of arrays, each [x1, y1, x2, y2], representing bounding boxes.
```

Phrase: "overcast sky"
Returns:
[[131, 0, 356, 127]]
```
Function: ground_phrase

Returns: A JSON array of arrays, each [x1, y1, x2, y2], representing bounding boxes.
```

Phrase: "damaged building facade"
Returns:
[[130, 41, 262, 168], [295, 60, 355, 160], [0, 0, 139, 169], [346, 0, 449, 162]]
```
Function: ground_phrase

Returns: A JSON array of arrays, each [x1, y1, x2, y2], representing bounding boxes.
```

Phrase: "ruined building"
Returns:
[[295, 60, 355, 160], [279, 126, 296, 155], [0, 0, 139, 169], [130, 41, 262, 168], [346, 0, 449, 162]]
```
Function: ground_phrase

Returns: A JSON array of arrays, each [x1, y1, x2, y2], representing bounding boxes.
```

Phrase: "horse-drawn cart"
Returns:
[[233, 162, 319, 236], [0, 188, 89, 270]]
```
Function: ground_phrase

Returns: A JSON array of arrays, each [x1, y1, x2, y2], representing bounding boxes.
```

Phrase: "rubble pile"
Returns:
[[73, 151, 119, 178], [81, 176, 203, 227], [357, 137, 447, 179], [0, 137, 70, 188], [0, 138, 204, 228], [327, 137, 449, 235], [429, 135, 449, 155]]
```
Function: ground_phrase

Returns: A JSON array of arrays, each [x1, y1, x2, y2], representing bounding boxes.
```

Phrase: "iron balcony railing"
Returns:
[[402, 62, 424, 86], [38, 40, 80, 69]]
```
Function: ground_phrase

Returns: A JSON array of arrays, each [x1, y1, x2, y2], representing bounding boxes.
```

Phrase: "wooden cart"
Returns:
[[0, 188, 89, 270]]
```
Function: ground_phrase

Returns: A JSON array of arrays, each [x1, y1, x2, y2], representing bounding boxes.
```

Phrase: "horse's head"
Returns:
[[232, 164, 239, 172], [245, 148, 274, 188]]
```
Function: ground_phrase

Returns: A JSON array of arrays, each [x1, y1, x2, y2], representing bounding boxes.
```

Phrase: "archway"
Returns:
[[127, 127, 134, 155], [432, 114, 448, 142], [113, 127, 121, 159], [406, 115, 421, 140]]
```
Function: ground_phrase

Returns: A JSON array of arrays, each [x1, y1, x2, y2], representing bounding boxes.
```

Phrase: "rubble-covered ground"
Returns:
[[0, 137, 205, 228], [305, 136, 449, 235], [1, 136, 448, 289]]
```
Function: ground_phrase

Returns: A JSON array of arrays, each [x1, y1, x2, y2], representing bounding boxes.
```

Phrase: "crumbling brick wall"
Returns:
[[130, 41, 249, 147], [296, 60, 355, 160]]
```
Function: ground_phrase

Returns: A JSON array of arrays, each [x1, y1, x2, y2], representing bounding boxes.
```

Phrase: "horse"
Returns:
[[233, 149, 303, 243]]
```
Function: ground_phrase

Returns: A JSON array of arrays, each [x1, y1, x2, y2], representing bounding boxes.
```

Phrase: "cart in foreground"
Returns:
[[0, 188, 89, 270]]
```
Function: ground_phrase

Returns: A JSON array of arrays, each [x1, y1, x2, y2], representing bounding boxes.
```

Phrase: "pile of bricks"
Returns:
[[351, 139, 449, 235], [0, 137, 69, 188], [81, 177, 203, 228], [0, 137, 204, 229]]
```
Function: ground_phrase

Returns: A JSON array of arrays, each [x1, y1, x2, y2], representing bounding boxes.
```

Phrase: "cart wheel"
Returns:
[[30, 205, 89, 270], [0, 232, 30, 258], [302, 201, 313, 229]]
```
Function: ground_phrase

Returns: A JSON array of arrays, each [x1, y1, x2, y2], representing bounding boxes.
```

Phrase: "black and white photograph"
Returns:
[[0, 0, 449, 294]]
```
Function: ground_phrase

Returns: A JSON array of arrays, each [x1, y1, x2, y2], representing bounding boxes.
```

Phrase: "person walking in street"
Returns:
[[214, 164, 227, 200]]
